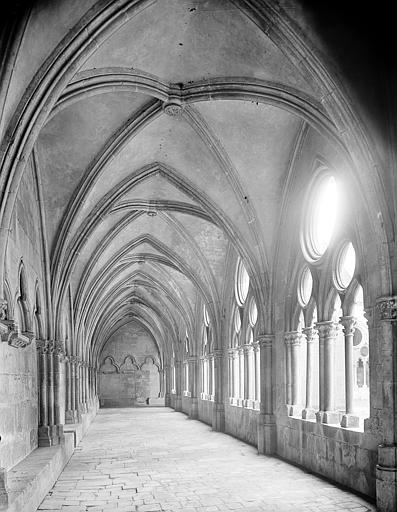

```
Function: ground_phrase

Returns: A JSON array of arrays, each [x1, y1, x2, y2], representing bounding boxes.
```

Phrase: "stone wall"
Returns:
[[276, 417, 378, 498], [198, 398, 213, 426], [98, 320, 160, 407], [1, 158, 43, 470], [225, 405, 259, 447]]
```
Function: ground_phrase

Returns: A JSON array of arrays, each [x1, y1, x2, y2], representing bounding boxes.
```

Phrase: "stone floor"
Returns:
[[37, 408, 376, 512]]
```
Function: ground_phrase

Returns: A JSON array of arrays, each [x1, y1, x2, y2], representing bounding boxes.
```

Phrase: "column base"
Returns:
[[340, 413, 359, 428], [65, 409, 79, 424], [288, 404, 302, 417], [257, 413, 276, 455], [165, 393, 171, 407], [302, 407, 316, 420], [212, 402, 225, 432], [38, 425, 64, 447], [0, 467, 8, 509], [322, 410, 340, 425], [189, 397, 198, 419], [376, 444, 397, 512]]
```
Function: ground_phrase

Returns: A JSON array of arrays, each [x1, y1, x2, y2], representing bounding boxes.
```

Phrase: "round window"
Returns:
[[235, 257, 250, 306], [334, 242, 356, 290], [301, 173, 338, 262], [249, 297, 258, 326], [297, 266, 313, 307]]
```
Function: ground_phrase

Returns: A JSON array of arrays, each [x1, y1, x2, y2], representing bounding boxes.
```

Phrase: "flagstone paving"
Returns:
[[37, 408, 376, 512]]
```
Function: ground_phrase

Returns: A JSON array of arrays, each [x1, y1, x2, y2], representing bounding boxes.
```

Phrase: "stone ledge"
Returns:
[[3, 432, 74, 512], [2, 401, 99, 512]]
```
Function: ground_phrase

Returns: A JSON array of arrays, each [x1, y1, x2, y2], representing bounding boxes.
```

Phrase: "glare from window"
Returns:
[[312, 176, 338, 257]]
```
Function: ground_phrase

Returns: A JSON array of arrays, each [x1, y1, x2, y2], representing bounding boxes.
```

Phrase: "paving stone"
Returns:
[[36, 408, 376, 512]]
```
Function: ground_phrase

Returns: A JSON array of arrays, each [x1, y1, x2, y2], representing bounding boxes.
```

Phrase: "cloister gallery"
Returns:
[[0, 1, 395, 511]]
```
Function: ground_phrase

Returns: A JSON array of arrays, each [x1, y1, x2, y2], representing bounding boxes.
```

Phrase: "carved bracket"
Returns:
[[0, 319, 35, 348], [377, 296, 397, 321]]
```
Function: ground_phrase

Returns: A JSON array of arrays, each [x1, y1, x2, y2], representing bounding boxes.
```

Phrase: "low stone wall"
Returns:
[[276, 416, 378, 498], [181, 395, 191, 415], [198, 399, 213, 426], [225, 404, 259, 447]]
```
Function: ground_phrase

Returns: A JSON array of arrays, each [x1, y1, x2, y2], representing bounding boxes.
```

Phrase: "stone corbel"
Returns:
[[0, 319, 35, 348], [377, 296, 397, 321]]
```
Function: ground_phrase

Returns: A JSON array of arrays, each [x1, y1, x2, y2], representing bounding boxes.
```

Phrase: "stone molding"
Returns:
[[377, 296, 397, 321]]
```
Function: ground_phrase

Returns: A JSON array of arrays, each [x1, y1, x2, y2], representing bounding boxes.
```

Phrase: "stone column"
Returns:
[[208, 354, 214, 399], [164, 365, 171, 406], [47, 341, 56, 431], [174, 360, 182, 411], [81, 362, 86, 412], [65, 356, 73, 423], [302, 326, 317, 420], [291, 332, 302, 416], [188, 356, 198, 419], [284, 333, 292, 409], [375, 296, 397, 512], [340, 316, 359, 428], [244, 344, 254, 406], [70, 356, 79, 421], [233, 349, 239, 399], [316, 321, 339, 424], [85, 363, 89, 409], [158, 368, 165, 398], [75, 358, 82, 415], [53, 341, 65, 437], [257, 335, 276, 455], [228, 349, 234, 400], [243, 344, 250, 406], [238, 346, 244, 404], [37, 340, 49, 445], [253, 341, 260, 405], [211, 349, 225, 432]]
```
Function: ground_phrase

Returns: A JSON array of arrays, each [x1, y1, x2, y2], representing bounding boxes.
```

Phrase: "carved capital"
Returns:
[[243, 343, 254, 354], [340, 316, 357, 336], [212, 349, 223, 360], [36, 339, 48, 353], [53, 341, 66, 360], [302, 326, 317, 343], [257, 334, 274, 348], [252, 341, 260, 352], [284, 331, 303, 346], [315, 321, 339, 339], [377, 296, 397, 321]]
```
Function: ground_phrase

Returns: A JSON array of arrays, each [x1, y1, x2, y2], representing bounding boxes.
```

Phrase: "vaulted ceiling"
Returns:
[[27, 0, 342, 362]]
